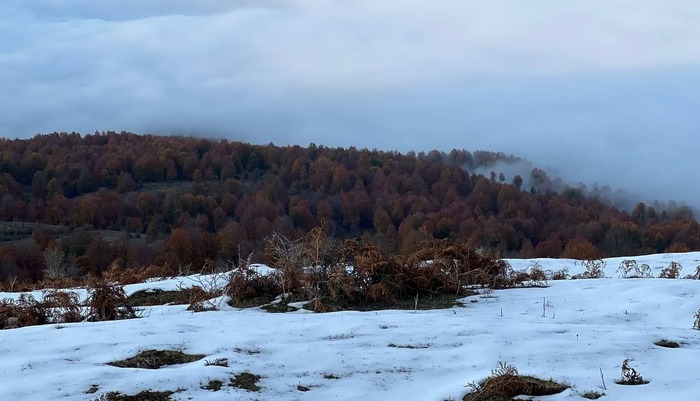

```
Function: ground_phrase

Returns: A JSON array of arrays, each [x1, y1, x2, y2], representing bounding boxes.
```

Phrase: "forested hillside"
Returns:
[[0, 132, 698, 282]]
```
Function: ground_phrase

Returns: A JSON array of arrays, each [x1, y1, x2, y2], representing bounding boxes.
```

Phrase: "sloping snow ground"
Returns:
[[0, 255, 699, 401]]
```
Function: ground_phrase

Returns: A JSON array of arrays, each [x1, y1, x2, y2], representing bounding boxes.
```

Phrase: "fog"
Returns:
[[1, 1, 699, 206]]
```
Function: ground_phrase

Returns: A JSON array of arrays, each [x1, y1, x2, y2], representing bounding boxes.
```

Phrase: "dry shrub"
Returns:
[[185, 285, 218, 312], [408, 238, 515, 290], [85, 279, 139, 321], [306, 265, 355, 312], [39, 276, 81, 290], [550, 268, 569, 280], [0, 290, 83, 329], [693, 309, 700, 330], [616, 359, 648, 385], [138, 263, 175, 281], [617, 260, 651, 278], [0, 294, 49, 328], [658, 261, 682, 279], [102, 261, 143, 285], [528, 263, 548, 283], [42, 289, 83, 323], [685, 266, 700, 280], [225, 266, 282, 307], [576, 259, 606, 279], [260, 231, 515, 311], [264, 232, 305, 296]]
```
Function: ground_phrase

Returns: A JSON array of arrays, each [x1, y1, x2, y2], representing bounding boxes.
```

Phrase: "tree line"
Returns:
[[0, 131, 698, 282]]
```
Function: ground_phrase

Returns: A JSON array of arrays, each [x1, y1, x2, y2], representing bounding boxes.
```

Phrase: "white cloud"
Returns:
[[1, 1, 699, 205]]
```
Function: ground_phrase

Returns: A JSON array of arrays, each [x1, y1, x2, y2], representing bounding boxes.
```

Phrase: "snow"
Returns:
[[1, 254, 699, 401]]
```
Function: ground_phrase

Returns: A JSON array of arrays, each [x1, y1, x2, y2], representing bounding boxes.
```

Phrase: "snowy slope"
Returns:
[[0, 254, 699, 401]]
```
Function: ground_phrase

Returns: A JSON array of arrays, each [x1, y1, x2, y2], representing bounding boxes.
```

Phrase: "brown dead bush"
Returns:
[[85, 279, 139, 321], [225, 266, 282, 307]]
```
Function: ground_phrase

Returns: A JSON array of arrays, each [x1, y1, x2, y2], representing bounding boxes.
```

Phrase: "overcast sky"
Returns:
[[1, 1, 699, 206]]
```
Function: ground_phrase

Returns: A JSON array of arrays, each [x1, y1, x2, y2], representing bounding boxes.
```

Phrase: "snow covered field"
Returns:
[[1, 253, 699, 401]]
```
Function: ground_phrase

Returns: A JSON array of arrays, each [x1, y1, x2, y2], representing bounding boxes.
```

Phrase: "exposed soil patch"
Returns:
[[108, 350, 204, 369], [463, 362, 568, 401], [230, 372, 261, 392], [100, 390, 174, 401], [654, 339, 680, 348], [128, 289, 192, 306]]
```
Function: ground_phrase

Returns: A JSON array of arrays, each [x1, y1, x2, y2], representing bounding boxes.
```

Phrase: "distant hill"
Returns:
[[0, 131, 698, 282]]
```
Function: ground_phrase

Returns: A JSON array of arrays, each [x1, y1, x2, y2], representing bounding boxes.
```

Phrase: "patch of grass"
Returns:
[[202, 380, 223, 391], [323, 373, 341, 380], [581, 390, 605, 399], [388, 342, 431, 349], [85, 384, 99, 394], [325, 332, 355, 340], [204, 358, 229, 367], [98, 390, 174, 401], [463, 362, 569, 401], [108, 350, 204, 369], [654, 339, 680, 348], [230, 372, 261, 392], [234, 346, 261, 355], [128, 289, 191, 306], [305, 293, 468, 312], [228, 295, 278, 309], [260, 301, 298, 313]]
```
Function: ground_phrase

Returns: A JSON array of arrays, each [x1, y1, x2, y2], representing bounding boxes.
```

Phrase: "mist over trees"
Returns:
[[0, 132, 698, 282]]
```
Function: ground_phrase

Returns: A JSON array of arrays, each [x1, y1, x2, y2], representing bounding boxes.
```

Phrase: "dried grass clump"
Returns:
[[94, 390, 174, 401], [654, 339, 680, 348], [575, 259, 606, 279], [42, 289, 83, 323], [230, 372, 261, 392], [550, 268, 570, 280], [685, 266, 700, 280], [85, 279, 139, 321], [225, 266, 282, 307], [185, 285, 219, 312], [0, 294, 49, 329], [658, 261, 682, 279], [261, 230, 520, 312], [108, 349, 204, 369], [0, 290, 84, 329], [617, 260, 651, 278], [463, 362, 568, 401]]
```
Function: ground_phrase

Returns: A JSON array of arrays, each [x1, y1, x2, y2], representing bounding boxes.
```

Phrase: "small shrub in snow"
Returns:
[[0, 290, 84, 329], [576, 259, 606, 279], [550, 268, 570, 281], [85, 279, 139, 321], [42, 289, 83, 323], [225, 266, 282, 307], [616, 359, 648, 385], [684, 266, 700, 280], [658, 261, 682, 279], [617, 260, 651, 278], [694, 309, 700, 330], [204, 358, 229, 367]]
